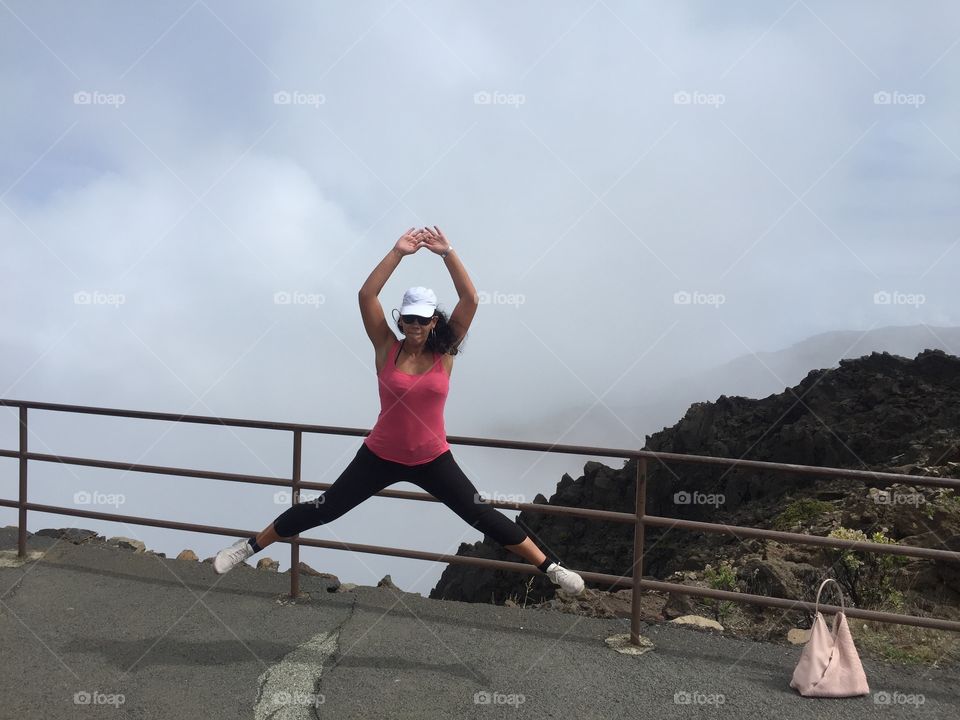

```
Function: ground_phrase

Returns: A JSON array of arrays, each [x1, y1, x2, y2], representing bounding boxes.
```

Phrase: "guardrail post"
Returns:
[[290, 430, 302, 598], [630, 456, 647, 645], [18, 407, 27, 557]]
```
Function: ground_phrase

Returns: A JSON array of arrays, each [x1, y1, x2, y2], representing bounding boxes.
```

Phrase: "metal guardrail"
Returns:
[[2, 398, 959, 644]]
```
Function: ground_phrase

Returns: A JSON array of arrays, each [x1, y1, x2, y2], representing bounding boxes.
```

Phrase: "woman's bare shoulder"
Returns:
[[374, 334, 400, 374]]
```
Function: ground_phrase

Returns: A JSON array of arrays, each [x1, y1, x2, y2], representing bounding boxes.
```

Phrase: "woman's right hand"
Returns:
[[394, 227, 427, 256]]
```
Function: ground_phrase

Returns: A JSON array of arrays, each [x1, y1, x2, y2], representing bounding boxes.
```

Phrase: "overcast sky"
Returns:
[[2, 1, 959, 594]]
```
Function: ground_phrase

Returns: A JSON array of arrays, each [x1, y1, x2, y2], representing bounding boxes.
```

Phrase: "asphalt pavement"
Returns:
[[1, 526, 957, 719]]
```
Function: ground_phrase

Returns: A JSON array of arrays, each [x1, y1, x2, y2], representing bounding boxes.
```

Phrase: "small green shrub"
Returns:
[[772, 498, 834, 531], [934, 488, 960, 516], [703, 560, 737, 623], [826, 526, 908, 609]]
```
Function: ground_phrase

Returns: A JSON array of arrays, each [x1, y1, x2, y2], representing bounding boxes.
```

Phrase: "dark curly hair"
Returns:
[[394, 307, 465, 355]]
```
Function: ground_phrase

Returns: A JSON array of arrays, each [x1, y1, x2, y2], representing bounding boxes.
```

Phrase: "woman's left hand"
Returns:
[[417, 226, 452, 256]]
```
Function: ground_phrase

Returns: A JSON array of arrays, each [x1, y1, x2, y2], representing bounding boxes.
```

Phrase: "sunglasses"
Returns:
[[401, 314, 434, 325]]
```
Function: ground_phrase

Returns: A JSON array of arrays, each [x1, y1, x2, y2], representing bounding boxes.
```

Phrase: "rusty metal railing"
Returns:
[[2, 398, 959, 645]]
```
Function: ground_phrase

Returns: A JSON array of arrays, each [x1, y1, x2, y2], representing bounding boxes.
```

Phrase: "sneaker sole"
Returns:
[[213, 556, 237, 574]]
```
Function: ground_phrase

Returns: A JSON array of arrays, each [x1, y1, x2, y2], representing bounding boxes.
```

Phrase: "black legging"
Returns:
[[272, 442, 528, 547]]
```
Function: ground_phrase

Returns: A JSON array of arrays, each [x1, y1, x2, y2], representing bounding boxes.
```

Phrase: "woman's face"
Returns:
[[401, 314, 437, 339]]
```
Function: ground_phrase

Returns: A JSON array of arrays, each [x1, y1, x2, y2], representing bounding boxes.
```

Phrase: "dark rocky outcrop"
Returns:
[[430, 349, 960, 609], [35, 528, 102, 544]]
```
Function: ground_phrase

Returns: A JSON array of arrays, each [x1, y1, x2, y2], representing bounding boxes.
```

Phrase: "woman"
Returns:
[[212, 226, 585, 597]]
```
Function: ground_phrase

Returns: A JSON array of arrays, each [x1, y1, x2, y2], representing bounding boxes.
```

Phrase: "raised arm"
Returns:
[[358, 228, 425, 351], [420, 226, 478, 349]]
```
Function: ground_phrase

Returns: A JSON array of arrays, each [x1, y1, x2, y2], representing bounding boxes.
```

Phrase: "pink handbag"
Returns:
[[790, 578, 870, 697]]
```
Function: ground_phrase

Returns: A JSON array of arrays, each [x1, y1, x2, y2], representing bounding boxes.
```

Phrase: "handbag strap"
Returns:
[[814, 578, 846, 638]]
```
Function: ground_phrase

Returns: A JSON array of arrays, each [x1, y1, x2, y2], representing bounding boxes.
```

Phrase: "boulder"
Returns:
[[295, 561, 323, 575], [662, 591, 695, 619], [107, 536, 146, 553], [257, 558, 279, 572], [291, 562, 340, 589], [378, 574, 399, 590], [934, 535, 960, 593], [670, 615, 724, 631], [737, 558, 816, 600]]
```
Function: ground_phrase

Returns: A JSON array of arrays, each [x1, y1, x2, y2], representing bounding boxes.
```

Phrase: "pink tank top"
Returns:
[[363, 338, 451, 465]]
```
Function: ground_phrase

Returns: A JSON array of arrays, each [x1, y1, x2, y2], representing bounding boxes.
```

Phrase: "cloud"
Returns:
[[3, 1, 959, 592]]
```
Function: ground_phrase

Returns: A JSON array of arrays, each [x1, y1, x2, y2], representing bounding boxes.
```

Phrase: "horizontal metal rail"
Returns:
[[2, 398, 956, 488]]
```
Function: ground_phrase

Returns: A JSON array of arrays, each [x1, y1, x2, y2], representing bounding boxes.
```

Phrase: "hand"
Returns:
[[417, 225, 451, 256], [394, 227, 429, 256]]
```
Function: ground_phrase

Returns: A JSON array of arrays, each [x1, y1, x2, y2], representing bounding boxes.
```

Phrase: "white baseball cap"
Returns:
[[400, 286, 437, 317]]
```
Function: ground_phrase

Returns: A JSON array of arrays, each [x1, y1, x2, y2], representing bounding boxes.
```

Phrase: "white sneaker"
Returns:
[[213, 538, 255, 574], [545, 562, 585, 596]]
